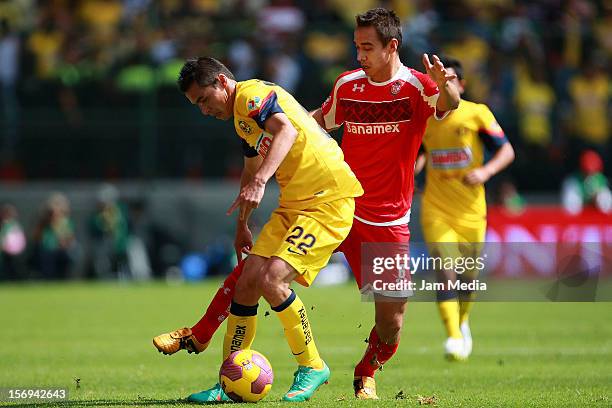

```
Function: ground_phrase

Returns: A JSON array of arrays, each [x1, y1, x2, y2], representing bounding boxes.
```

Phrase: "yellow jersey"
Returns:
[[421, 99, 508, 227], [233, 79, 363, 210], [514, 77, 555, 146], [569, 73, 610, 144]]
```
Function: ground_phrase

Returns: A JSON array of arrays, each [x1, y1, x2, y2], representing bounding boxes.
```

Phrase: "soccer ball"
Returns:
[[219, 349, 273, 402]]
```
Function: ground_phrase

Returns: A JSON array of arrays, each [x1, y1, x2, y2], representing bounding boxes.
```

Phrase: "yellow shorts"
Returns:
[[421, 212, 486, 275], [251, 197, 355, 287]]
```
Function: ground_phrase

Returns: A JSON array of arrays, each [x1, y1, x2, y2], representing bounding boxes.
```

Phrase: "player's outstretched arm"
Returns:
[[464, 142, 515, 185], [422, 54, 460, 112]]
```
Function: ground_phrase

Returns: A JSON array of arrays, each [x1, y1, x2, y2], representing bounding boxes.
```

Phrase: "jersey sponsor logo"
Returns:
[[256, 132, 273, 157], [297, 306, 312, 345], [430, 147, 473, 169], [346, 122, 401, 135], [238, 120, 252, 134], [230, 325, 247, 352], [247, 96, 261, 112], [391, 80, 403, 95], [352, 83, 365, 93]]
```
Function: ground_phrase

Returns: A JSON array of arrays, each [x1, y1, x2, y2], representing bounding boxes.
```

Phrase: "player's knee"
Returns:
[[437, 289, 458, 301], [377, 313, 404, 334], [375, 302, 406, 337], [258, 260, 290, 298], [458, 288, 475, 301]]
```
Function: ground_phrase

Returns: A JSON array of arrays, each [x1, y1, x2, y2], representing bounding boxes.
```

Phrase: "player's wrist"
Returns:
[[251, 175, 267, 186], [436, 79, 450, 89]]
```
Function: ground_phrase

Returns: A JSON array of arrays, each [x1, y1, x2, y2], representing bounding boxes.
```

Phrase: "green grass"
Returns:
[[0, 281, 610, 407]]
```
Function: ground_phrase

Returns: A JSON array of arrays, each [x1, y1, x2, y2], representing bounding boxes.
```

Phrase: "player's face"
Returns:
[[185, 76, 232, 120], [354, 26, 398, 81], [446, 68, 465, 94]]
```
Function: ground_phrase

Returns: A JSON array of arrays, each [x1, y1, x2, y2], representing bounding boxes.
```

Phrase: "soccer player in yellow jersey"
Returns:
[[176, 57, 363, 402], [416, 57, 515, 361]]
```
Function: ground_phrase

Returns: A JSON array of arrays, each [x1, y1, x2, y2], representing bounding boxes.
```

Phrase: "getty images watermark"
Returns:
[[359, 242, 612, 301], [371, 251, 487, 292]]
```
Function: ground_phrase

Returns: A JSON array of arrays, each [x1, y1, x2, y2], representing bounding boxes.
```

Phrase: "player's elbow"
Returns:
[[504, 143, 516, 164], [283, 125, 299, 143], [450, 98, 460, 110], [436, 97, 459, 114], [274, 124, 298, 148]]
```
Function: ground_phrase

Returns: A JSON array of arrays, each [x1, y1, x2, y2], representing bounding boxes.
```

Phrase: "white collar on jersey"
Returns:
[[366, 65, 407, 86]]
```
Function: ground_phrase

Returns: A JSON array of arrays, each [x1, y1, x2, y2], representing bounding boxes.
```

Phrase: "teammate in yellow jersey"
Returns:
[[176, 57, 363, 403], [416, 57, 515, 361]]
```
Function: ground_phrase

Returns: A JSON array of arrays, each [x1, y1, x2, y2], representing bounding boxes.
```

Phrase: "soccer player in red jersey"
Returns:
[[308, 8, 460, 399], [154, 7, 459, 400]]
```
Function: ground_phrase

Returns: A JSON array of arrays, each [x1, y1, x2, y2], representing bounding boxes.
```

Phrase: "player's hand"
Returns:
[[227, 178, 266, 220], [463, 167, 492, 185], [422, 54, 456, 87], [234, 224, 253, 262]]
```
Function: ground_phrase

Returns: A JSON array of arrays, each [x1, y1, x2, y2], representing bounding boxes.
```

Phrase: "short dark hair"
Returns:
[[439, 56, 464, 80], [177, 57, 235, 93], [355, 8, 402, 46]]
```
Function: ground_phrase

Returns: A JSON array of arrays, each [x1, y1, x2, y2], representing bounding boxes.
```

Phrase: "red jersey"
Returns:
[[321, 65, 444, 226]]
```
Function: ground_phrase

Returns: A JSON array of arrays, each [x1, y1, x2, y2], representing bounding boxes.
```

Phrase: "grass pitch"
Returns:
[[0, 281, 610, 407]]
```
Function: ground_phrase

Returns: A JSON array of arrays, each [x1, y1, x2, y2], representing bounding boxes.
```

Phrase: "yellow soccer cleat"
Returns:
[[353, 376, 379, 400], [153, 327, 209, 355]]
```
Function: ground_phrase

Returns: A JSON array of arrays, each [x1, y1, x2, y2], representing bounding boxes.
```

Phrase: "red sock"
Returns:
[[354, 327, 400, 378], [190, 260, 244, 344]]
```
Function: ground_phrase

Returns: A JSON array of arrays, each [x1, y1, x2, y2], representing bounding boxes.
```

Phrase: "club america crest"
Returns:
[[239, 120, 252, 134], [390, 80, 403, 95]]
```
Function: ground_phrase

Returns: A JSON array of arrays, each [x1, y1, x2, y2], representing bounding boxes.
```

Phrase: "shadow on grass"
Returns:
[[4, 399, 217, 407]]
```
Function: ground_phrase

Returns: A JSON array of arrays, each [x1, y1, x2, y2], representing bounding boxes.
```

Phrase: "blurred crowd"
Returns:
[[0, 184, 238, 280], [0, 0, 610, 189], [0, 186, 140, 280]]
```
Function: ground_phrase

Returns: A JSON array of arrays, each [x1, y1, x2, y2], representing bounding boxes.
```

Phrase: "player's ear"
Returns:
[[217, 73, 228, 88], [387, 38, 399, 53]]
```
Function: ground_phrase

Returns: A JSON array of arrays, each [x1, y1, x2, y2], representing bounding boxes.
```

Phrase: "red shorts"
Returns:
[[338, 219, 411, 291]]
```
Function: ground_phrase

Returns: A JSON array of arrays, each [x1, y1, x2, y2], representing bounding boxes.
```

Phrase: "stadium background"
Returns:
[[0, 1, 610, 407], [0, 0, 610, 281]]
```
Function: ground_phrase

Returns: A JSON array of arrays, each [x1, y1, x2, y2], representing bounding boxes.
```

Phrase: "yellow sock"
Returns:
[[273, 290, 323, 369], [222, 303, 258, 360], [459, 292, 476, 324], [438, 299, 462, 339]]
